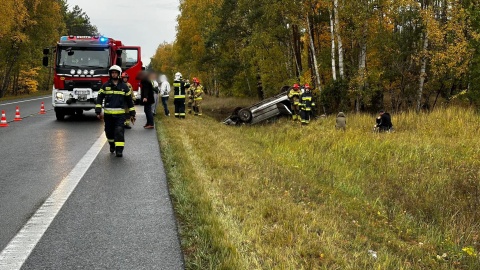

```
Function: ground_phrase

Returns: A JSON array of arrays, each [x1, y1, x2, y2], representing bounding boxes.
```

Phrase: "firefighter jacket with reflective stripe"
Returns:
[[288, 89, 302, 105], [191, 84, 204, 100], [300, 92, 315, 111], [173, 80, 187, 98], [96, 80, 135, 115]]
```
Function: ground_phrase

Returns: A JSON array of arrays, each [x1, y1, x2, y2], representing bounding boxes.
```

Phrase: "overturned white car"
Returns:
[[223, 88, 293, 125]]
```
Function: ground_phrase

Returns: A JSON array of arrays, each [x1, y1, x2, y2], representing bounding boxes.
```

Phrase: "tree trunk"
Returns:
[[333, 0, 344, 79], [417, 32, 428, 112], [356, 25, 367, 113], [292, 24, 302, 79], [306, 15, 322, 93], [329, 8, 337, 81]]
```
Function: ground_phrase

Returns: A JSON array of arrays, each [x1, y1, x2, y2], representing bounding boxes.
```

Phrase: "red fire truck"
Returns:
[[42, 35, 142, 120]]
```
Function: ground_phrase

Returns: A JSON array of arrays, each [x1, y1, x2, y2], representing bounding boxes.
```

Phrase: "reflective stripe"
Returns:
[[104, 108, 126, 114], [129, 107, 135, 112], [126, 90, 132, 96], [302, 97, 312, 101], [174, 95, 185, 98], [180, 113, 186, 116], [95, 104, 102, 108], [115, 142, 125, 147], [108, 139, 114, 143], [104, 91, 125, 95], [98, 89, 105, 94], [173, 83, 181, 87]]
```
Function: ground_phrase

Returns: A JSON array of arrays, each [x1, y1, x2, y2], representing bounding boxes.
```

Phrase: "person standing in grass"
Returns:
[[375, 110, 393, 132], [191, 77, 204, 116], [159, 74, 171, 116], [288, 83, 302, 121], [173, 72, 187, 118], [299, 84, 315, 125], [335, 112, 346, 131]]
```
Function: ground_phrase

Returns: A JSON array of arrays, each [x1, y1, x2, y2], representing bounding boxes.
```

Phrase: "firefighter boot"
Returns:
[[115, 147, 123, 157], [109, 142, 115, 153]]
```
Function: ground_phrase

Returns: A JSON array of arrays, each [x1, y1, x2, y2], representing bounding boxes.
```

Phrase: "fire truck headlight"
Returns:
[[89, 70, 95, 75], [76, 69, 82, 75], [70, 69, 75, 75], [55, 92, 64, 101], [83, 70, 88, 75]]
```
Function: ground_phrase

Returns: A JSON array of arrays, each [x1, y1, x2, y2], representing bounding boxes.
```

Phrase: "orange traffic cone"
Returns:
[[14, 106, 22, 121], [39, 102, 46, 114], [0, 110, 8, 127]]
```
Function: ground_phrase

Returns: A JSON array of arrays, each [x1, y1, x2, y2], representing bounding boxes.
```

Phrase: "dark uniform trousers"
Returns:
[[104, 114, 126, 152], [174, 98, 186, 118]]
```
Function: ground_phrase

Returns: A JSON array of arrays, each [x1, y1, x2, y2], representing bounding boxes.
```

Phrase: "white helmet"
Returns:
[[109, 65, 122, 74], [175, 72, 182, 81]]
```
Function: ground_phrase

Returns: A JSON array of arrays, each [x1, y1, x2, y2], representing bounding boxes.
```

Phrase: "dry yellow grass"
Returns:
[[156, 96, 480, 269]]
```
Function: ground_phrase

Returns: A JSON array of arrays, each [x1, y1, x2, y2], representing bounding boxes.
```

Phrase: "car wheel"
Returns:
[[238, 108, 252, 122]]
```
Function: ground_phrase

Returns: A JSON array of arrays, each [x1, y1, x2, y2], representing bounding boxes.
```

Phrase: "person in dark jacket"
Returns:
[[299, 84, 315, 125], [140, 71, 155, 128], [96, 65, 136, 157], [375, 110, 393, 132], [173, 72, 187, 118]]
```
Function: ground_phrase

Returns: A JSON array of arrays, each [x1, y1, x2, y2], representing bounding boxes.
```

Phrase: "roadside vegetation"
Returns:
[[0, 0, 97, 98], [157, 96, 479, 269]]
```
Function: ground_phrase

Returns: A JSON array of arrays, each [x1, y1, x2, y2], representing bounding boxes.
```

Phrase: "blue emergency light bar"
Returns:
[[59, 35, 109, 43]]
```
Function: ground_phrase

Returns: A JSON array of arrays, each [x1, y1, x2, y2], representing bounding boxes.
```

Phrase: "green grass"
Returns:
[[156, 96, 480, 269]]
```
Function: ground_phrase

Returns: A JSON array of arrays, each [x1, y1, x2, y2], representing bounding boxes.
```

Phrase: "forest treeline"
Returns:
[[0, 0, 98, 98], [151, 0, 480, 113]]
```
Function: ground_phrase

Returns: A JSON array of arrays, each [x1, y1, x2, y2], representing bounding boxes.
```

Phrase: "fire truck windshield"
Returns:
[[57, 47, 110, 69]]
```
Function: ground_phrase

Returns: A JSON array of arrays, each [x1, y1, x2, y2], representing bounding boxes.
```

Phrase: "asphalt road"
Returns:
[[0, 96, 184, 269]]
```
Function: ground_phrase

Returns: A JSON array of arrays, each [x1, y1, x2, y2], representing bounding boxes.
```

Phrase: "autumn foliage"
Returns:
[[0, 0, 98, 98], [152, 0, 480, 113]]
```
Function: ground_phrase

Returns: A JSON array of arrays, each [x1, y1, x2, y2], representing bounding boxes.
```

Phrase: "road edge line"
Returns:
[[0, 135, 106, 269]]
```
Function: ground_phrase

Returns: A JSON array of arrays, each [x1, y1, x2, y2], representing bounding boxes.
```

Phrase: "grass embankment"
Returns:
[[0, 90, 50, 102], [156, 95, 480, 269]]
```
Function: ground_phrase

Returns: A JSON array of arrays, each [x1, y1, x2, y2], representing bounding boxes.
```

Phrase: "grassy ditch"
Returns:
[[156, 95, 480, 269]]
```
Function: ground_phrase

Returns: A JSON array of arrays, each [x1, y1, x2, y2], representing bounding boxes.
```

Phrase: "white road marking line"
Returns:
[[0, 97, 49, 106], [0, 135, 107, 270]]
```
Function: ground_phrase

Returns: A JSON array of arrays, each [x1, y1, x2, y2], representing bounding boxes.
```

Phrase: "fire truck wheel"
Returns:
[[55, 110, 65, 121]]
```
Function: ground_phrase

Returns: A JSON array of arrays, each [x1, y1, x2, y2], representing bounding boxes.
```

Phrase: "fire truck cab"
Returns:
[[43, 35, 142, 120]]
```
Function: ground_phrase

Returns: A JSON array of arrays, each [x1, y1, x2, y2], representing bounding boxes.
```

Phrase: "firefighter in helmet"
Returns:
[[186, 79, 194, 114], [96, 65, 136, 157], [122, 72, 134, 129], [288, 83, 302, 121], [299, 84, 315, 125], [190, 77, 204, 116], [173, 72, 187, 118]]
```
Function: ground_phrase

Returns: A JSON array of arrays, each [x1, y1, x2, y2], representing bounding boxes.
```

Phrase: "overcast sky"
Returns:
[[66, 0, 179, 66]]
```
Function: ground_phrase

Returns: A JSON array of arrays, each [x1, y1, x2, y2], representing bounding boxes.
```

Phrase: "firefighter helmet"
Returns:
[[175, 72, 182, 81], [304, 84, 310, 89], [193, 77, 199, 83], [293, 83, 299, 89], [121, 72, 129, 79], [109, 65, 122, 79]]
